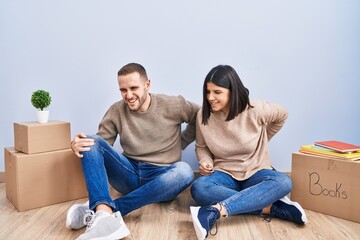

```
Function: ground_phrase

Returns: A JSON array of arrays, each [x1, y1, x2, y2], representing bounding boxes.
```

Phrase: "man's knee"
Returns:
[[172, 162, 194, 183], [87, 134, 105, 144], [83, 135, 109, 151], [80, 135, 104, 158]]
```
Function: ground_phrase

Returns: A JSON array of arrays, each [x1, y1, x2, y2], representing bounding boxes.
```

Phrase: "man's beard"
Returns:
[[128, 93, 148, 112]]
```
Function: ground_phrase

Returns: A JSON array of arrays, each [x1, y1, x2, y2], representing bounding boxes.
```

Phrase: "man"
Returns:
[[66, 63, 200, 240]]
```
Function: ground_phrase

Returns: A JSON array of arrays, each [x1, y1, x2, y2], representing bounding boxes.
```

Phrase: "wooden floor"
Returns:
[[1, 183, 360, 240]]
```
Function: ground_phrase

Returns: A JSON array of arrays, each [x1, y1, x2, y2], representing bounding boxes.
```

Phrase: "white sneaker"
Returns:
[[66, 201, 90, 230], [76, 210, 130, 240]]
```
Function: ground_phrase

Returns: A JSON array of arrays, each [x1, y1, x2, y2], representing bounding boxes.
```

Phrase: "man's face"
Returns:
[[118, 72, 150, 112]]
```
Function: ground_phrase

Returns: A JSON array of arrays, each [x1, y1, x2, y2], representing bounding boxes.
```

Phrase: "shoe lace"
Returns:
[[83, 210, 95, 229], [208, 206, 221, 236], [262, 202, 293, 223], [85, 210, 110, 230], [270, 203, 293, 222], [209, 221, 219, 236], [260, 213, 272, 222]]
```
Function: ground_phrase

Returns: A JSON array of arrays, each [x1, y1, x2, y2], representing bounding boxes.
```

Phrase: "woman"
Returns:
[[190, 65, 307, 240]]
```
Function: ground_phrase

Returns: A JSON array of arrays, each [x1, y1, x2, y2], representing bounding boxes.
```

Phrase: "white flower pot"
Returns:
[[36, 110, 49, 123]]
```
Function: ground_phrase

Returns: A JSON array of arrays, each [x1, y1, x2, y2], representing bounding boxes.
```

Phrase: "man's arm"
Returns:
[[96, 104, 120, 146], [180, 98, 200, 149]]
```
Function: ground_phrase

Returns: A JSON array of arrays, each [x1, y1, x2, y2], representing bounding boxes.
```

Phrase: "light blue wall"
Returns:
[[1, 1, 359, 172]]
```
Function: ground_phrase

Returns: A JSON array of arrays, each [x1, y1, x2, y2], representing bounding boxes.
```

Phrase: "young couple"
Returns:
[[66, 63, 307, 240]]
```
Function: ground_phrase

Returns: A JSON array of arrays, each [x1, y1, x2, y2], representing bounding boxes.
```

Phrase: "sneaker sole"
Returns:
[[89, 224, 130, 240], [66, 202, 88, 229], [190, 206, 207, 240], [281, 197, 308, 224]]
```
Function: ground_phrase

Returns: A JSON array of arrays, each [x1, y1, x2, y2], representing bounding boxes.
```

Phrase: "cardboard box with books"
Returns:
[[291, 152, 360, 223]]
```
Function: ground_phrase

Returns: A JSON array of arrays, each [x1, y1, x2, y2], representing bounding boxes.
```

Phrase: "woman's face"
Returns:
[[206, 82, 230, 114]]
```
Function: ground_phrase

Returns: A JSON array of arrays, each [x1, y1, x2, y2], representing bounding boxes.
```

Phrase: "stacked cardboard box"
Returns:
[[5, 121, 88, 211]]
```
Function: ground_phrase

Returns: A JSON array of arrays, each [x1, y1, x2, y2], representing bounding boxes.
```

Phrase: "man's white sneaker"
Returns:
[[76, 210, 130, 240], [66, 201, 90, 230]]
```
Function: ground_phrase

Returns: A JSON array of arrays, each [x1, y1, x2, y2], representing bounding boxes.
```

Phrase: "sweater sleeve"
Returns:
[[179, 97, 201, 149], [257, 101, 288, 141], [195, 111, 213, 165], [96, 103, 119, 146]]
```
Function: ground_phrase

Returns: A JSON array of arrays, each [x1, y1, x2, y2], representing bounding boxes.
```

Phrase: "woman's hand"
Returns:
[[199, 162, 214, 176]]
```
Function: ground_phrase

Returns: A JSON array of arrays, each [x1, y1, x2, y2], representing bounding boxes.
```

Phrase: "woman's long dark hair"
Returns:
[[202, 65, 253, 125]]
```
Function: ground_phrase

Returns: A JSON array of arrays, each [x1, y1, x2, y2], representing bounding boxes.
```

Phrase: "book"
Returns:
[[299, 144, 360, 161], [314, 140, 360, 153]]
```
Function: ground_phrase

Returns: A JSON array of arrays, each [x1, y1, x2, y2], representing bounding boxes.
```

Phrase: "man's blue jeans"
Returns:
[[190, 169, 292, 216], [80, 135, 194, 216]]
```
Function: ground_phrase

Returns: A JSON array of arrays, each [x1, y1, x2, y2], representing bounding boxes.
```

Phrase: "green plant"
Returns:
[[31, 89, 52, 111]]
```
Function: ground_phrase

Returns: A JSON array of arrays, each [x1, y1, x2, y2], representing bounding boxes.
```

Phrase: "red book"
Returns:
[[314, 140, 360, 153]]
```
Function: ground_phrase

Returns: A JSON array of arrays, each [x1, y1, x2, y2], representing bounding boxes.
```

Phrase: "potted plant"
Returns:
[[31, 89, 52, 123]]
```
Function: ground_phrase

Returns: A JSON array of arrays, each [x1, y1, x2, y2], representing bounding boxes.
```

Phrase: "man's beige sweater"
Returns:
[[196, 100, 288, 180], [97, 93, 200, 165]]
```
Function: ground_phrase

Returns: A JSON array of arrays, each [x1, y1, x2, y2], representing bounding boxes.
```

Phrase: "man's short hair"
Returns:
[[118, 63, 148, 80]]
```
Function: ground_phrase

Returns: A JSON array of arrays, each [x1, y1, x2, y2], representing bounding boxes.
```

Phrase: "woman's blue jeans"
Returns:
[[80, 135, 194, 216], [190, 169, 292, 216]]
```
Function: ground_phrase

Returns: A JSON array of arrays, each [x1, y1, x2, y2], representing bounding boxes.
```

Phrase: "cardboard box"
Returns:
[[14, 121, 71, 154], [4, 147, 87, 211], [291, 152, 360, 223]]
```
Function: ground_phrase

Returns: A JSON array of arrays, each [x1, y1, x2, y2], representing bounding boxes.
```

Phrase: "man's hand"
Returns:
[[71, 133, 94, 158], [199, 162, 214, 176]]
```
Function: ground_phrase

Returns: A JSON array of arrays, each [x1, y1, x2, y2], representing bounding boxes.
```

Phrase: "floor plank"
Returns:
[[0, 183, 360, 240]]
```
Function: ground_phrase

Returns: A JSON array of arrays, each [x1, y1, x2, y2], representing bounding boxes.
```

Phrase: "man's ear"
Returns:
[[145, 79, 151, 90]]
